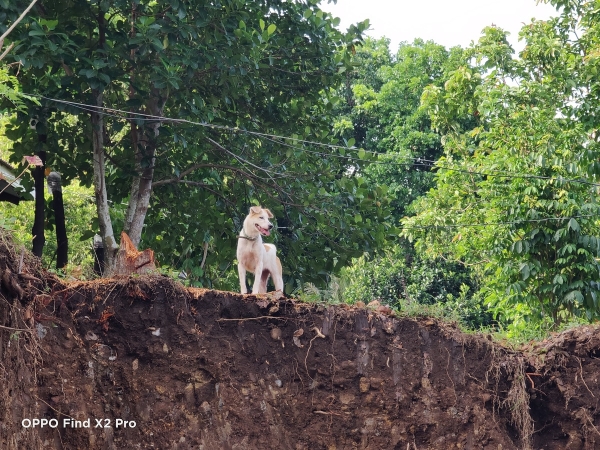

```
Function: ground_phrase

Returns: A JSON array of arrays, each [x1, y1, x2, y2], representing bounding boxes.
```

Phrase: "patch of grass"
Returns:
[[293, 276, 345, 305]]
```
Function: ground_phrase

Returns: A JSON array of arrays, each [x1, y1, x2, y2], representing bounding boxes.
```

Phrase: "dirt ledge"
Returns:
[[1, 267, 600, 449]]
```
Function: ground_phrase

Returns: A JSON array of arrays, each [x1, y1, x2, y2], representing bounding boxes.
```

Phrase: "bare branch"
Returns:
[[200, 242, 208, 269], [0, 0, 38, 57], [0, 42, 15, 62]]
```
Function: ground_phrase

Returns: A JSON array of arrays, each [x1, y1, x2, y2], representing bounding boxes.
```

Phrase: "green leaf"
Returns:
[[564, 290, 584, 304], [513, 241, 523, 254], [519, 263, 530, 280], [568, 218, 580, 232], [79, 230, 97, 241], [267, 24, 276, 36], [40, 19, 59, 31]]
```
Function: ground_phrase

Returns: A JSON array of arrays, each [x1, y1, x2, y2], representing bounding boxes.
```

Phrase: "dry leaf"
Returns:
[[293, 336, 304, 348], [23, 155, 43, 167], [376, 305, 393, 315], [256, 298, 269, 308], [268, 290, 284, 301]]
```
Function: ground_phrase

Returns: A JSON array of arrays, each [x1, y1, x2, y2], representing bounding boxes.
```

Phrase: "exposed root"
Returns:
[[503, 361, 534, 450], [304, 327, 326, 380], [575, 356, 595, 398], [486, 343, 534, 450], [217, 316, 287, 322]]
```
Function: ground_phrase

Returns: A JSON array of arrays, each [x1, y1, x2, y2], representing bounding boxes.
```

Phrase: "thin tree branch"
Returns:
[[0, 42, 15, 62], [0, 0, 38, 54]]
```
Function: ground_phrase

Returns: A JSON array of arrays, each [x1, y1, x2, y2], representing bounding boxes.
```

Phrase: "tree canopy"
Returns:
[[2, 0, 393, 290], [405, 3, 600, 330]]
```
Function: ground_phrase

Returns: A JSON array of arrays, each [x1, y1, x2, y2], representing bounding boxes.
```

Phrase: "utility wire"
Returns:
[[399, 214, 597, 231], [17, 94, 600, 233], [27, 93, 600, 189]]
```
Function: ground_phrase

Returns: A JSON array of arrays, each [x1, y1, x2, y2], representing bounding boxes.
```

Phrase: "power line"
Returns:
[[27, 93, 600, 189], [12, 95, 600, 235], [399, 214, 598, 231]]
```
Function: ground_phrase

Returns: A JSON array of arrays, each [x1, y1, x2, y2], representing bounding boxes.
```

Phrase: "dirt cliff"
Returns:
[[1, 239, 600, 449]]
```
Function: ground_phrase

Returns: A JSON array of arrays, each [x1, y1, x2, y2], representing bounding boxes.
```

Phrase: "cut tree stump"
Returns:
[[113, 232, 157, 276]]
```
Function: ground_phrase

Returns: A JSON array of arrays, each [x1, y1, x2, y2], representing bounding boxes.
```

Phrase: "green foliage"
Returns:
[[0, 67, 37, 113], [292, 276, 344, 304], [0, 180, 96, 273], [2, 0, 390, 288], [333, 38, 467, 218], [0, 115, 13, 160], [405, 12, 600, 327], [340, 244, 493, 329], [329, 37, 486, 326]]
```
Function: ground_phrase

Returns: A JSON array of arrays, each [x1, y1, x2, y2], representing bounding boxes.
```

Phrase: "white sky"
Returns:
[[323, 0, 558, 52]]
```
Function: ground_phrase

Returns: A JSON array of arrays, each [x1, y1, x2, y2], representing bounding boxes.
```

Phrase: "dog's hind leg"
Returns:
[[259, 269, 270, 293]]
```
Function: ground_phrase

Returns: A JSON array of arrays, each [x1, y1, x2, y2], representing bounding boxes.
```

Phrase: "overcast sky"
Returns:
[[323, 0, 558, 52]]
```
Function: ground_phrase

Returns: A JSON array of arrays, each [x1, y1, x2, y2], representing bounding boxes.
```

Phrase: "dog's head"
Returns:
[[248, 206, 274, 237]]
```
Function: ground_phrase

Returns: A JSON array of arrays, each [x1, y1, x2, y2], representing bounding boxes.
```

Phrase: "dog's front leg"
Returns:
[[238, 263, 248, 294], [251, 262, 264, 294]]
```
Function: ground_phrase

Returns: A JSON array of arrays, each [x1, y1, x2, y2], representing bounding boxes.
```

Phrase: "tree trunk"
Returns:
[[47, 171, 68, 269], [31, 133, 46, 257], [91, 90, 119, 273], [124, 12, 139, 238], [126, 139, 156, 247], [123, 122, 140, 237], [124, 88, 167, 247]]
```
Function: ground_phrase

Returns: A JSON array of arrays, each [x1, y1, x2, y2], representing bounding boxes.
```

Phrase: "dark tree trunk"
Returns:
[[48, 172, 68, 269], [31, 133, 46, 258]]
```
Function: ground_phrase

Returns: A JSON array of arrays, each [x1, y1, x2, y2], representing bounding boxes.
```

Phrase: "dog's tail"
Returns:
[[275, 257, 284, 291]]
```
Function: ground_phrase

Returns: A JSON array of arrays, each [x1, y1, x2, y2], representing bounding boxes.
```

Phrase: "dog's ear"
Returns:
[[263, 208, 274, 218], [250, 206, 262, 215]]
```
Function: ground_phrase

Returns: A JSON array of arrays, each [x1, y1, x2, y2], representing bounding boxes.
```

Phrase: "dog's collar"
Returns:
[[237, 230, 258, 241]]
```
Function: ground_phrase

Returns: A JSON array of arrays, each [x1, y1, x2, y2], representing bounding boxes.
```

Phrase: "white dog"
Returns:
[[236, 206, 284, 294]]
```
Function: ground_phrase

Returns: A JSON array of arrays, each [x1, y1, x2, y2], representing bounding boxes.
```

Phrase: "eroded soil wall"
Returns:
[[1, 273, 600, 449]]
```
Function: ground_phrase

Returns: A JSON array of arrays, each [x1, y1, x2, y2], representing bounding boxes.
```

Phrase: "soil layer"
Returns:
[[1, 245, 600, 449]]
